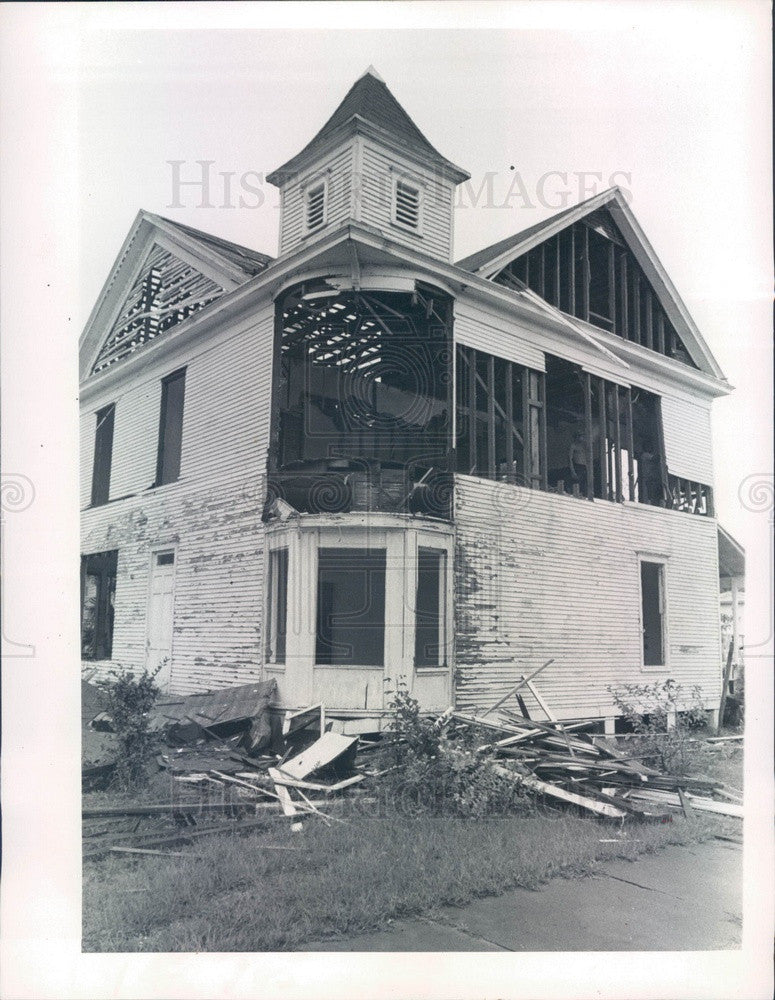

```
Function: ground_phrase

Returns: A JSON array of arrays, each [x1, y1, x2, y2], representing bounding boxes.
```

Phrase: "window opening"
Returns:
[[267, 548, 288, 664], [80, 550, 118, 660], [415, 548, 446, 668], [316, 548, 386, 666], [91, 403, 115, 507], [155, 368, 186, 486], [641, 560, 666, 666]]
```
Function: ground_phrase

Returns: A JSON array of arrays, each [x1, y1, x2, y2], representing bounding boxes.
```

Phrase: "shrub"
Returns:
[[380, 679, 529, 818], [100, 665, 162, 790], [607, 679, 706, 774]]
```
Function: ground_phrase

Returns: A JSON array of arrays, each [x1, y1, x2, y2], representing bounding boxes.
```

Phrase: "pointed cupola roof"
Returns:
[[267, 67, 470, 186]]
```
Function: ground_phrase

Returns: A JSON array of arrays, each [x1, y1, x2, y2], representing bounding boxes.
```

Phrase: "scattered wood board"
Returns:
[[279, 732, 359, 780]]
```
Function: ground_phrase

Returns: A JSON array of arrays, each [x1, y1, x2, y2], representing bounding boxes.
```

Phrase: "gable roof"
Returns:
[[153, 216, 273, 276], [456, 200, 582, 274], [267, 67, 469, 186], [455, 187, 727, 381], [718, 525, 745, 581], [79, 211, 273, 381]]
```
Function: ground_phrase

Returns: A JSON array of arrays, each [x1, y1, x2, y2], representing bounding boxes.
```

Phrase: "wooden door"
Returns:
[[146, 550, 176, 690]]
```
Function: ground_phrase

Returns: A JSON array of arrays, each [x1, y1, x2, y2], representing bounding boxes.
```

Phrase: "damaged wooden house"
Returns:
[[79, 68, 731, 731]]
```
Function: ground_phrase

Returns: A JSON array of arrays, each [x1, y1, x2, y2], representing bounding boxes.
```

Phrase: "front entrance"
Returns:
[[146, 549, 176, 690], [264, 515, 454, 711]]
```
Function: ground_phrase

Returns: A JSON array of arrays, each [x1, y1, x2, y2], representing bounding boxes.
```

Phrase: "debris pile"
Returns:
[[82, 686, 370, 857], [82, 667, 742, 860], [447, 709, 743, 821]]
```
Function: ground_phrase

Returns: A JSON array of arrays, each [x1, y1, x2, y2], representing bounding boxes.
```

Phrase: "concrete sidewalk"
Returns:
[[302, 840, 742, 952]]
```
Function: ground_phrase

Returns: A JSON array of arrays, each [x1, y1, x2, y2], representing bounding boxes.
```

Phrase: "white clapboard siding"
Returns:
[[454, 475, 722, 720], [280, 144, 353, 255], [454, 306, 546, 372], [359, 141, 454, 261], [661, 394, 714, 484], [109, 381, 162, 500], [81, 307, 275, 694], [181, 309, 274, 483]]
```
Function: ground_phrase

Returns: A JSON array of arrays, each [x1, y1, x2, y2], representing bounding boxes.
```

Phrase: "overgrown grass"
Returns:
[[83, 810, 722, 952]]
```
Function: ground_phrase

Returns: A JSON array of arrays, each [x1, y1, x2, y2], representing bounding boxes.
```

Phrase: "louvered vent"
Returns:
[[394, 180, 421, 230], [306, 182, 326, 231], [91, 244, 223, 374]]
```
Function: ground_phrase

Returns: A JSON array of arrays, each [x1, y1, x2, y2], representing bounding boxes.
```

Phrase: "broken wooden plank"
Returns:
[[267, 772, 365, 794], [480, 659, 555, 717], [626, 789, 743, 818], [522, 678, 575, 757], [279, 732, 359, 780], [110, 846, 208, 859], [268, 766, 309, 831], [493, 765, 627, 819], [82, 801, 256, 819]]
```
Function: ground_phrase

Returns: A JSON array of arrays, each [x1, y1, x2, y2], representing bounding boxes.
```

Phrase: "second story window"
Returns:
[[155, 368, 186, 487], [304, 180, 327, 233], [91, 403, 115, 507], [393, 178, 422, 232]]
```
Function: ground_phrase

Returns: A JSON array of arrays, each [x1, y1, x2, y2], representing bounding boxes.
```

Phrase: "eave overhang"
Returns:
[[80, 220, 732, 407], [267, 115, 470, 188]]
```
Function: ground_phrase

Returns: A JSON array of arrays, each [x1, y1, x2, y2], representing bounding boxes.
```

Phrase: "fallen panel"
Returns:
[[278, 732, 359, 780], [145, 678, 278, 751]]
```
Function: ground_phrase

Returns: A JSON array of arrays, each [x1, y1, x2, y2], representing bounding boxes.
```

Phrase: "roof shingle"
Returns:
[[268, 68, 469, 184]]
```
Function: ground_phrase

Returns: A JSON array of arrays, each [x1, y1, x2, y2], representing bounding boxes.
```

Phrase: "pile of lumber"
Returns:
[[449, 708, 743, 821]]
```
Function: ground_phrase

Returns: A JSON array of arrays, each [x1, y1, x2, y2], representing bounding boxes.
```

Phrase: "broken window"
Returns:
[[91, 403, 115, 507], [267, 548, 288, 664], [492, 213, 697, 368], [81, 550, 117, 660], [304, 180, 327, 232], [640, 560, 666, 667], [316, 548, 386, 666], [394, 179, 422, 231], [455, 344, 543, 487], [155, 368, 186, 486], [270, 283, 453, 518], [415, 547, 446, 668]]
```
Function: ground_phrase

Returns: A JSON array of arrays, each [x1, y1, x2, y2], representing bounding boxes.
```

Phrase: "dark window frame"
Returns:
[[155, 368, 186, 487], [90, 403, 115, 507]]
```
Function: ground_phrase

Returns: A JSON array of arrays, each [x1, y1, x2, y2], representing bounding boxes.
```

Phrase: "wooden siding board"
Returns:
[[454, 475, 722, 719], [80, 413, 96, 509], [80, 307, 274, 694], [660, 394, 714, 484], [454, 308, 546, 372], [359, 141, 453, 261], [279, 144, 354, 255]]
